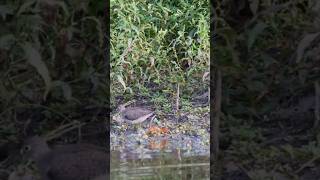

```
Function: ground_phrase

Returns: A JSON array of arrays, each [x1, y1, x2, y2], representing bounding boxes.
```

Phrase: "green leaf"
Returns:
[[296, 32, 320, 63], [117, 75, 126, 90], [52, 81, 72, 101], [81, 16, 103, 47], [282, 144, 295, 159], [40, 0, 69, 17], [17, 0, 36, 16], [247, 22, 268, 51], [249, 0, 259, 15], [0, 34, 15, 50], [22, 42, 52, 100]]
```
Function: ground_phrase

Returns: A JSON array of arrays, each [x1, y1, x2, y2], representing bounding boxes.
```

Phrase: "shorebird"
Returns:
[[21, 136, 107, 180], [113, 102, 155, 125]]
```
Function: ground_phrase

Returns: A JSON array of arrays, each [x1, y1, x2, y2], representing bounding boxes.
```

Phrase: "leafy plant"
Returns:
[[111, 0, 210, 96]]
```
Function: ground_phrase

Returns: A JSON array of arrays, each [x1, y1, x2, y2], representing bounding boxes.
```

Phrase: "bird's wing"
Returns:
[[125, 112, 154, 124], [123, 107, 153, 120]]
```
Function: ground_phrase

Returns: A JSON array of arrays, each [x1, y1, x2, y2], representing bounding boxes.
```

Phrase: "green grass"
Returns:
[[111, 0, 210, 98], [0, 0, 106, 144]]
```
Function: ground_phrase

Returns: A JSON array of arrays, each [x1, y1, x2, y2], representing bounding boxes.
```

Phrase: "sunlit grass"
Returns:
[[111, 0, 210, 97]]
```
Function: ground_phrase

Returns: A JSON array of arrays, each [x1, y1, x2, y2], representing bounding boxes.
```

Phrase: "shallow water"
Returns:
[[111, 132, 210, 180]]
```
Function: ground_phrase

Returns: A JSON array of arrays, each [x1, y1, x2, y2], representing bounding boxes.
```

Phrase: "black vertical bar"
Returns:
[[210, 0, 217, 178], [104, 0, 111, 178]]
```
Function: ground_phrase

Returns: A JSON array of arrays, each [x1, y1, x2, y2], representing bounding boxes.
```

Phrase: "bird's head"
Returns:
[[118, 104, 126, 112], [21, 135, 51, 160]]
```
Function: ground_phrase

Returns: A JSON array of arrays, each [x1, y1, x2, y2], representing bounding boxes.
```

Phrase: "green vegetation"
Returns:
[[110, 1, 210, 179], [0, 0, 106, 134], [1, 0, 210, 179], [111, 0, 210, 106], [0, 1, 106, 178], [215, 0, 320, 179]]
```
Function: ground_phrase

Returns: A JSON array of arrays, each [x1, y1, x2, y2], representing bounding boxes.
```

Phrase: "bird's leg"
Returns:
[[148, 115, 157, 127]]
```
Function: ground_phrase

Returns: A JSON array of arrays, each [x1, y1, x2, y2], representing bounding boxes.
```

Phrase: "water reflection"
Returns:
[[111, 134, 210, 179], [111, 151, 209, 179]]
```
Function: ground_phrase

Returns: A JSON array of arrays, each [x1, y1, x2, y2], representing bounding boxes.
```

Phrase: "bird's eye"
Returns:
[[23, 145, 31, 152]]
